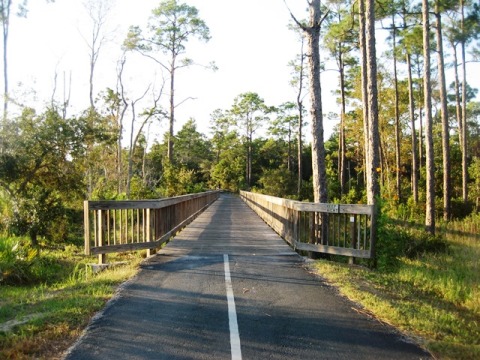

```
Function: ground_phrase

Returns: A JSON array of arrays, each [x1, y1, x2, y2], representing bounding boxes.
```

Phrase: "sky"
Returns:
[[5, 0, 480, 145], [8, 0, 333, 142]]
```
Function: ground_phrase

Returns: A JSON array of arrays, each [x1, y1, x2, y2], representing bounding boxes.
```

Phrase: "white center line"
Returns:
[[224, 254, 242, 360]]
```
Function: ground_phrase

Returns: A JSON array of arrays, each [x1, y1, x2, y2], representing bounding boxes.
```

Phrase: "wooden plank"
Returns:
[[294, 242, 372, 259], [294, 202, 373, 215]]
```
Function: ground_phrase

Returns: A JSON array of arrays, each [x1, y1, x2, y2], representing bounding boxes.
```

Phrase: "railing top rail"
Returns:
[[240, 190, 373, 215], [86, 190, 221, 210]]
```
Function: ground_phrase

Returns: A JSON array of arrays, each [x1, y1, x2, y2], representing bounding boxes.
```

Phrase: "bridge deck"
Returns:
[[161, 192, 295, 257], [65, 193, 429, 360]]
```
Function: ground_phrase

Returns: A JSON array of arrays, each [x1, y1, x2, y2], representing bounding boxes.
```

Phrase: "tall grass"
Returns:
[[311, 214, 480, 360]]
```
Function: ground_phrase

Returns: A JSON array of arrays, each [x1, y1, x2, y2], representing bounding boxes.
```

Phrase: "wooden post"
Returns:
[[84, 201, 90, 256], [146, 208, 156, 257], [309, 212, 315, 245], [97, 210, 106, 265], [349, 215, 357, 265]]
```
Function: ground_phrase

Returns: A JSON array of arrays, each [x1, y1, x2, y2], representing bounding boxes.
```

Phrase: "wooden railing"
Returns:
[[84, 191, 220, 264], [240, 191, 375, 260]]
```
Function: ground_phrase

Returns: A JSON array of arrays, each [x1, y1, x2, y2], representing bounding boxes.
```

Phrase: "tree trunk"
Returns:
[[359, 0, 371, 200], [460, 0, 468, 203], [339, 45, 347, 196], [30, 230, 38, 248], [452, 43, 462, 153], [392, 17, 401, 202], [297, 42, 305, 199], [297, 107, 303, 198], [247, 132, 253, 187], [406, 53, 418, 203], [2, 0, 10, 122], [419, 107, 423, 169], [435, 7, 451, 221], [305, 0, 328, 249], [307, 1, 327, 205], [365, 0, 380, 205], [423, 0, 435, 234], [168, 60, 175, 162], [364, 0, 381, 265]]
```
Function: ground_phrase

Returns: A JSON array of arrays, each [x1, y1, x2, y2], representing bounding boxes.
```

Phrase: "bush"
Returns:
[[448, 198, 475, 220], [376, 218, 449, 271], [0, 237, 64, 285]]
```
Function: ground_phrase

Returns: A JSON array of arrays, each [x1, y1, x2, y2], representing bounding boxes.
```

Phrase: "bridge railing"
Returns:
[[240, 191, 375, 260], [84, 191, 220, 264]]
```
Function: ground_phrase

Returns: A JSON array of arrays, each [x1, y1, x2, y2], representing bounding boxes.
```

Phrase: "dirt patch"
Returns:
[[0, 313, 44, 333]]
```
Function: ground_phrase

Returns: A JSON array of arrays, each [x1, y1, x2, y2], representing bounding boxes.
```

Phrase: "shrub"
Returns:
[[376, 218, 449, 271], [0, 237, 64, 285]]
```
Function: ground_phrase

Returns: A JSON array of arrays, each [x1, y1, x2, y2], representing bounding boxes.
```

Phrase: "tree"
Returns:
[[174, 118, 212, 183], [126, 84, 164, 199], [287, 26, 308, 198], [229, 92, 270, 187], [124, 0, 211, 162], [359, 0, 381, 206], [209, 108, 234, 163], [101, 57, 128, 194], [399, 10, 422, 204], [0, 108, 88, 245], [269, 102, 298, 172], [434, 0, 452, 220], [324, 0, 357, 197], [1, 0, 12, 121], [287, 0, 329, 250], [289, 0, 329, 205], [384, 5, 403, 204], [422, 0, 435, 234], [210, 140, 245, 192], [82, 0, 113, 110]]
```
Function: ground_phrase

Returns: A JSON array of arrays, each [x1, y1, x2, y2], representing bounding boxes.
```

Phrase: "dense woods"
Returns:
[[0, 0, 478, 246]]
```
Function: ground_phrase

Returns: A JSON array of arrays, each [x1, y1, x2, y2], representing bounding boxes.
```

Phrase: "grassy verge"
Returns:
[[0, 242, 142, 359], [308, 219, 480, 360]]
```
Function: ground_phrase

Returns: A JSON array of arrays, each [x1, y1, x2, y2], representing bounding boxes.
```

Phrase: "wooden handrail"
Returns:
[[84, 191, 221, 264], [240, 191, 375, 260]]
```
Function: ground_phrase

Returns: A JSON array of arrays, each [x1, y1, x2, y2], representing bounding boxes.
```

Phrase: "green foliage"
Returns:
[[210, 153, 246, 192], [129, 175, 158, 199], [159, 160, 206, 197], [376, 215, 449, 271], [469, 156, 480, 201], [0, 237, 63, 285], [0, 108, 90, 245], [448, 198, 475, 219], [124, 0, 210, 58], [256, 166, 296, 197], [174, 118, 213, 183]]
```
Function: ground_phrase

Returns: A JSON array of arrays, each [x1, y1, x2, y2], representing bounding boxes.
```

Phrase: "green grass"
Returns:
[[0, 241, 143, 359], [309, 217, 480, 360]]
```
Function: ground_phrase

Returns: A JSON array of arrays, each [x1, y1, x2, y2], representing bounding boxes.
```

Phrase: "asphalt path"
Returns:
[[64, 193, 430, 360]]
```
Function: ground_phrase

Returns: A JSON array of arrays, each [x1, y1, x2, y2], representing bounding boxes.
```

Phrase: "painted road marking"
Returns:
[[224, 254, 242, 360]]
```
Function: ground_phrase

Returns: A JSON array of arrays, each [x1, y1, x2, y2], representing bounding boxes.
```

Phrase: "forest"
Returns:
[[1, 0, 479, 245], [0, 0, 479, 358]]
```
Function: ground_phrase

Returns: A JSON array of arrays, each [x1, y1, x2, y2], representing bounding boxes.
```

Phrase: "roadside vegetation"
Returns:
[[309, 211, 480, 360], [0, 238, 143, 359]]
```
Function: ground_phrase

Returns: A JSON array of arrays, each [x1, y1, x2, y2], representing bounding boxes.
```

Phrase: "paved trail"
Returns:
[[65, 193, 430, 360]]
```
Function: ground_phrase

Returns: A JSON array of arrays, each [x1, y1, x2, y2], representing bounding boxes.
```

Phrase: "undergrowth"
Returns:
[[0, 238, 143, 359], [312, 214, 480, 360]]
